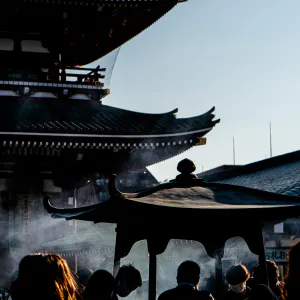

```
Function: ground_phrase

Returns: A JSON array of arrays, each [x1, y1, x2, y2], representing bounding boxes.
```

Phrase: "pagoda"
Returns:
[[0, 0, 220, 188], [0, 0, 221, 288]]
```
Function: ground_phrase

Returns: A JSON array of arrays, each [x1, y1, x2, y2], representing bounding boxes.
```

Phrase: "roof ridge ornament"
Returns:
[[175, 158, 200, 182], [43, 195, 55, 214], [170, 108, 178, 117], [108, 174, 123, 198]]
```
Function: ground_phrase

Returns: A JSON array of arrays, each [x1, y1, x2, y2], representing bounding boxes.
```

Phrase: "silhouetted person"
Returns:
[[10, 252, 80, 300], [157, 260, 214, 300], [224, 264, 251, 300], [77, 268, 93, 293], [247, 260, 283, 299], [284, 241, 300, 300], [246, 284, 278, 300], [84, 264, 142, 300]]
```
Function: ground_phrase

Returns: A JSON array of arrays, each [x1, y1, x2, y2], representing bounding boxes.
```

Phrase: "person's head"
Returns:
[[226, 264, 250, 294], [84, 270, 116, 300], [11, 252, 79, 300], [286, 241, 300, 280], [248, 284, 278, 300], [283, 242, 300, 299], [176, 260, 200, 287], [253, 260, 280, 283], [116, 264, 142, 297], [77, 268, 93, 287]]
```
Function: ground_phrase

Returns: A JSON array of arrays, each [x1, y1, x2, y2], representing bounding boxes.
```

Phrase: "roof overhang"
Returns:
[[43, 159, 300, 257], [0, 0, 185, 66]]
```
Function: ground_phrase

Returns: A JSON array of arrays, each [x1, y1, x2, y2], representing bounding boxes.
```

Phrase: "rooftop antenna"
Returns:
[[233, 136, 236, 165], [269, 122, 272, 158]]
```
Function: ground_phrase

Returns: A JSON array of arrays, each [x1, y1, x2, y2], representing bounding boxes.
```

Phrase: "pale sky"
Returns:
[[93, 0, 300, 182]]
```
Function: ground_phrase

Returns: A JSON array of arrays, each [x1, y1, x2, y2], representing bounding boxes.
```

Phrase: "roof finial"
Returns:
[[108, 174, 122, 198], [177, 158, 196, 174], [176, 158, 198, 181]]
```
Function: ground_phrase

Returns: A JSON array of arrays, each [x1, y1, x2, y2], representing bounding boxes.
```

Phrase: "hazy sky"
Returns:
[[95, 0, 300, 181]]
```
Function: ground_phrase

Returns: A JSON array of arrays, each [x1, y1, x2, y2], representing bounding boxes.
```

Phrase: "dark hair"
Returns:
[[116, 264, 142, 288], [253, 260, 280, 282], [11, 253, 80, 300], [284, 242, 300, 300], [84, 270, 115, 300], [176, 260, 200, 286], [252, 260, 283, 299], [77, 268, 93, 286], [285, 241, 300, 280], [226, 264, 250, 285]]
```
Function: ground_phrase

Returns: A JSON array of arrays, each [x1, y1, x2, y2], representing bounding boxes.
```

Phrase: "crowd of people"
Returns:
[[220, 241, 300, 300], [4, 241, 300, 300]]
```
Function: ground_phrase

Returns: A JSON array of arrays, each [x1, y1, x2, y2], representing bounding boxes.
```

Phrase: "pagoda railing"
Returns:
[[0, 65, 109, 101]]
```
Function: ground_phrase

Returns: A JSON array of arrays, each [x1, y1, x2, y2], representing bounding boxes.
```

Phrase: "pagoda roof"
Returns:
[[0, 100, 219, 188], [44, 158, 300, 258], [0, 98, 219, 138], [1, 0, 185, 66]]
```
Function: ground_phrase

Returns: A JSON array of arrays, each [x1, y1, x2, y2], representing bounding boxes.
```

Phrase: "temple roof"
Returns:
[[0, 102, 218, 188], [1, 0, 185, 66], [44, 158, 300, 257], [201, 150, 300, 196], [44, 174, 300, 222], [0, 98, 219, 137]]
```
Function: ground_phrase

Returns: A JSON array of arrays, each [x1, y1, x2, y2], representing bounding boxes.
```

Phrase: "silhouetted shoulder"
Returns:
[[157, 288, 177, 300], [157, 288, 214, 300], [198, 290, 214, 300]]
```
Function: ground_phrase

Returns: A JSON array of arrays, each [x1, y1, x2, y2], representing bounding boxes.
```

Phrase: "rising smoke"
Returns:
[[118, 236, 258, 300], [1, 173, 258, 298]]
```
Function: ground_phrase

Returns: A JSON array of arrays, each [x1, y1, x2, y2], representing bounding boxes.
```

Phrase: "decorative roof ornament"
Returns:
[[175, 158, 198, 182], [108, 174, 123, 199]]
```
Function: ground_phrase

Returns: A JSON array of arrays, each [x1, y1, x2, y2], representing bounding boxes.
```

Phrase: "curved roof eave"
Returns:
[[43, 163, 300, 223], [0, 100, 220, 135], [43, 159, 300, 258]]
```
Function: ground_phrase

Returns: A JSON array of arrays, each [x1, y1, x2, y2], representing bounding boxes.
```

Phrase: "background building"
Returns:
[[197, 150, 300, 277]]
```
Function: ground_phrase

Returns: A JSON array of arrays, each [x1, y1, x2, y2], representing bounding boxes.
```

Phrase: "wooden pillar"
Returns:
[[148, 252, 157, 300], [258, 227, 269, 286], [61, 68, 66, 82], [215, 252, 223, 300], [113, 227, 121, 277], [147, 238, 157, 300], [73, 188, 77, 274]]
